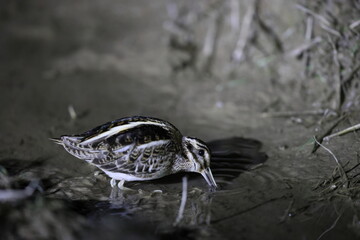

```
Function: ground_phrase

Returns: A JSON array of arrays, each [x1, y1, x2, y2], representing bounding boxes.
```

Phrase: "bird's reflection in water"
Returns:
[[106, 183, 213, 227], [67, 136, 267, 239], [96, 137, 267, 227], [187, 188, 213, 226]]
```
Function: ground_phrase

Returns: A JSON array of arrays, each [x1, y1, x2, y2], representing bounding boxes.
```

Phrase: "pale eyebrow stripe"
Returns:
[[188, 138, 208, 150], [81, 121, 167, 145]]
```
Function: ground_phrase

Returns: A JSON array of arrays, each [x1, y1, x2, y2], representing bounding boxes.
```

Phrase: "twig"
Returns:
[[295, 4, 341, 37], [255, 12, 283, 53], [294, 4, 331, 26], [313, 137, 349, 188], [201, 8, 223, 73], [316, 211, 343, 240], [319, 22, 341, 37], [349, 20, 360, 29], [312, 115, 347, 153], [314, 161, 360, 192], [327, 34, 343, 110], [340, 63, 360, 104], [261, 109, 326, 118], [288, 37, 322, 58], [174, 175, 188, 225], [303, 15, 314, 78], [232, 0, 256, 62], [314, 137, 341, 169], [279, 199, 294, 223], [344, 162, 360, 175], [229, 0, 240, 33], [326, 162, 360, 185], [324, 123, 360, 141], [305, 15, 313, 40]]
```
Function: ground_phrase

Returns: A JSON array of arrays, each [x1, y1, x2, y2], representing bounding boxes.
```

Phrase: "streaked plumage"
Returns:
[[51, 116, 217, 189]]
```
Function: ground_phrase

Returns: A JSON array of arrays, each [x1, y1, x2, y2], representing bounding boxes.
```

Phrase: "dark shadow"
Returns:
[[207, 137, 268, 187]]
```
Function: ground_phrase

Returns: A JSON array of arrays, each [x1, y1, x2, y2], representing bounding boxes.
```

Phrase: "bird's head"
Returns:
[[181, 136, 217, 189]]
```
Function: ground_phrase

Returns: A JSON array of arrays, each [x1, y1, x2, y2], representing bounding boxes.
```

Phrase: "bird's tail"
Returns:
[[49, 137, 63, 145], [50, 136, 102, 161]]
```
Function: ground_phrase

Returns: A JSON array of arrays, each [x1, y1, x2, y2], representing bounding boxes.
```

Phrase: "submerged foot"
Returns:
[[117, 179, 135, 192], [110, 179, 134, 191], [110, 178, 117, 188]]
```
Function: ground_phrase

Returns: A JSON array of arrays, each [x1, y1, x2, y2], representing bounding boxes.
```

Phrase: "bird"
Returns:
[[51, 116, 217, 190]]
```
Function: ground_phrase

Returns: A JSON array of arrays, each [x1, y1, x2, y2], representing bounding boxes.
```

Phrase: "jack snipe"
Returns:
[[51, 116, 217, 189]]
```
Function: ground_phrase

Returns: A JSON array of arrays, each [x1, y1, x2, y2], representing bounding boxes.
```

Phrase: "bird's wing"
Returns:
[[78, 116, 182, 146], [55, 116, 184, 177], [92, 138, 179, 177]]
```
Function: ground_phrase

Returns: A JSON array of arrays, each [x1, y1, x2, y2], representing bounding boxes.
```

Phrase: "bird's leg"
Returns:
[[109, 179, 119, 199], [110, 178, 117, 188], [117, 180, 135, 191], [117, 179, 126, 189]]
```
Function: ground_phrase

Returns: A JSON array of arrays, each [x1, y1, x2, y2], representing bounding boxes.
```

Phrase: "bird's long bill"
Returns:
[[201, 167, 218, 189]]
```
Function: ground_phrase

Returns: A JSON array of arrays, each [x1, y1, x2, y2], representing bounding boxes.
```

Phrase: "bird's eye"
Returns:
[[198, 149, 205, 156]]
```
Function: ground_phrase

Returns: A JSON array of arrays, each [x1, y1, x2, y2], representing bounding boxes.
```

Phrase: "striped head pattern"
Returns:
[[182, 136, 217, 188]]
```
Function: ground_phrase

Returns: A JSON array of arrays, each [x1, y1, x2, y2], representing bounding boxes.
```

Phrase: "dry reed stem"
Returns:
[[261, 109, 326, 118], [316, 210, 343, 240], [201, 9, 223, 73], [324, 123, 360, 141], [232, 0, 256, 62], [312, 115, 347, 153], [289, 36, 322, 58], [327, 35, 343, 110], [229, 0, 240, 33], [313, 136, 349, 188]]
